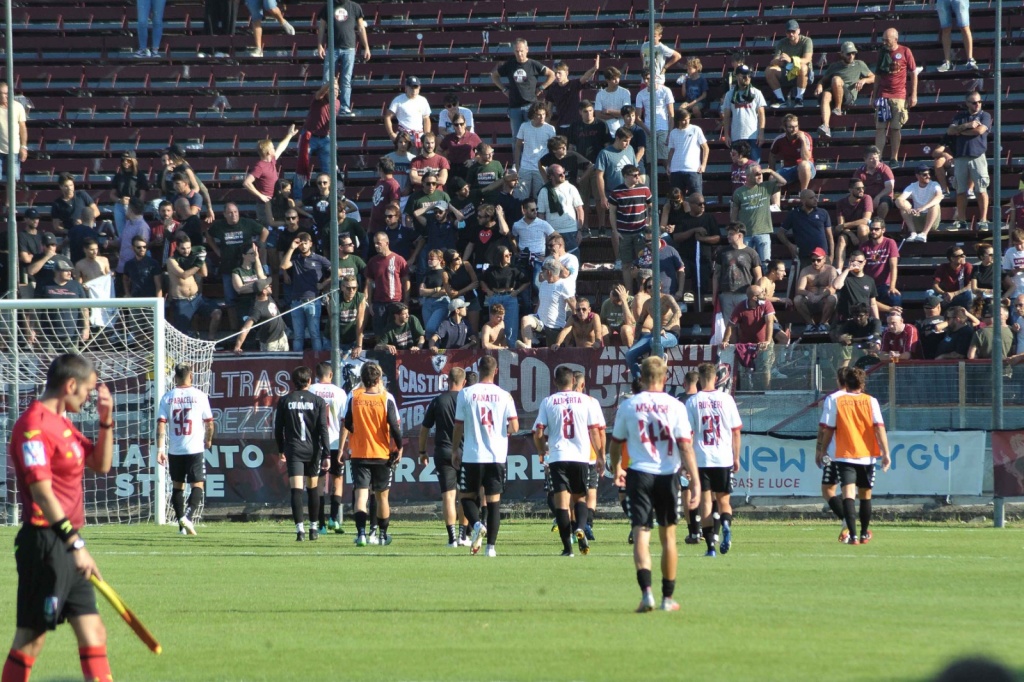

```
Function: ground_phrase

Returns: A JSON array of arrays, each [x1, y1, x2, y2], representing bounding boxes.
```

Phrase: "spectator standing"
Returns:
[[244, 0, 295, 58], [519, 258, 575, 348], [16, 208, 44, 285], [713, 223, 763, 321], [814, 42, 874, 139], [50, 173, 96, 234], [33, 258, 89, 352], [418, 248, 453, 336], [721, 66, 766, 162], [491, 38, 555, 138], [385, 77, 431, 148], [1004, 230, 1024, 298], [607, 165, 653, 288], [233, 278, 290, 352], [765, 20, 814, 107], [933, 245, 974, 309], [568, 101, 610, 170], [665, 109, 709, 198], [109, 151, 149, 235], [243, 126, 299, 206], [295, 81, 340, 190], [481, 246, 527, 346], [676, 57, 708, 118], [768, 114, 815, 192], [369, 158, 403, 233], [915, 294, 947, 359], [385, 132, 417, 208], [776, 189, 834, 267], [594, 67, 632, 136], [853, 146, 896, 222], [166, 234, 222, 338], [546, 57, 599, 133], [872, 29, 917, 163], [896, 165, 943, 242], [536, 164, 584, 255], [437, 94, 475, 135], [721, 284, 777, 389], [935, 0, 976, 72], [116, 199, 152, 277], [514, 102, 556, 200], [620, 106, 648, 178], [947, 92, 991, 231], [730, 164, 787, 264], [122, 236, 162, 298], [635, 70, 675, 167], [729, 142, 758, 190], [279, 232, 331, 351], [0, 82, 28, 183], [665, 190, 719, 308], [538, 136, 592, 193], [466, 143, 504, 191], [336, 274, 367, 355], [25, 232, 60, 289], [859, 219, 901, 312], [594, 128, 637, 246], [832, 250, 879, 322], [512, 198, 555, 269], [410, 133, 450, 192], [207, 203, 268, 327], [634, 230, 686, 303], [639, 23, 681, 85], [1011, 296, 1024, 357], [364, 232, 410, 337], [135, 0, 167, 56], [440, 117, 482, 183], [231, 244, 262, 318], [316, 0, 370, 114]]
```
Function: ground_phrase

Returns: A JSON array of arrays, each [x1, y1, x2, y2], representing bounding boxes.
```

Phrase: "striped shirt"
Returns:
[[607, 184, 653, 234]]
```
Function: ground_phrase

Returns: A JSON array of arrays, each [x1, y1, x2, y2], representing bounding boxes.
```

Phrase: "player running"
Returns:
[[816, 367, 891, 545], [156, 363, 215, 536], [274, 365, 331, 542], [685, 363, 743, 556], [310, 361, 348, 533], [534, 366, 606, 557], [418, 367, 470, 547], [611, 356, 700, 613], [818, 368, 854, 541], [4, 354, 116, 682], [452, 355, 519, 557], [340, 362, 403, 547]]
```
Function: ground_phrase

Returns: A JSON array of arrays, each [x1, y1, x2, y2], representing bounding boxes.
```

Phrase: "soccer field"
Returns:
[[1, 520, 1021, 682]]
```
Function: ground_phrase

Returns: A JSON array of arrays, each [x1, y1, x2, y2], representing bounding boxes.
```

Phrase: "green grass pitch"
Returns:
[[1, 520, 1022, 681]]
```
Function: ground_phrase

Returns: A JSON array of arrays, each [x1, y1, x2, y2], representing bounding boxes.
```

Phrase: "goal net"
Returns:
[[0, 298, 215, 526]]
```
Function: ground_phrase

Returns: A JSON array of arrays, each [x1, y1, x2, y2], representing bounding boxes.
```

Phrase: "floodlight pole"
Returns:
[[647, 0, 663, 357], [992, 0, 1005, 528], [327, 0, 341, 387]]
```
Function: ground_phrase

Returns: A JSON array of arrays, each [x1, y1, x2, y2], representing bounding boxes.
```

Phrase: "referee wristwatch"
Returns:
[[69, 538, 86, 552]]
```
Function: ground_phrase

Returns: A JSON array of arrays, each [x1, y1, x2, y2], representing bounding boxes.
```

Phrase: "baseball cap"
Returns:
[[405, 76, 421, 88], [916, 164, 932, 174], [121, 149, 137, 159], [432, 200, 449, 213], [841, 41, 858, 54], [448, 297, 470, 312], [924, 294, 943, 309], [785, 19, 800, 30], [734, 64, 752, 76], [53, 256, 74, 271], [23, 207, 39, 220], [41, 232, 57, 246], [810, 247, 827, 258]]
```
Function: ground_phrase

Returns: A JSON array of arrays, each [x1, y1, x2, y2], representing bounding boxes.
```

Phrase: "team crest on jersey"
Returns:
[[431, 355, 448, 373], [22, 441, 46, 467]]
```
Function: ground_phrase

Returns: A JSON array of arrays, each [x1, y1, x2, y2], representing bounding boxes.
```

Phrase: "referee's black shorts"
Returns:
[[168, 452, 206, 484], [15, 526, 98, 631]]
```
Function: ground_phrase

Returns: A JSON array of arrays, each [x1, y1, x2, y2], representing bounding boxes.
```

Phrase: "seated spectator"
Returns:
[[122, 236, 162, 299], [970, 243, 995, 299], [410, 132, 451, 192], [207, 202, 269, 328], [1003, 229, 1024, 298], [377, 302, 426, 353], [442, 249, 480, 332], [600, 284, 636, 347], [768, 114, 815, 191], [830, 303, 882, 366], [1010, 295, 1024, 358], [437, 93, 475, 135], [853, 146, 895, 222], [776, 189, 833, 268], [879, 308, 920, 362], [625, 277, 682, 379], [518, 257, 575, 349], [231, 244, 263, 319], [712, 222, 762, 322], [364, 232, 410, 337], [860, 219, 902, 312], [758, 259, 794, 348], [337, 274, 367, 356], [479, 303, 510, 350], [833, 180, 874, 267], [665, 109, 709, 199], [429, 298, 477, 351], [232, 278, 290, 353], [765, 19, 813, 107], [386, 132, 417, 210], [721, 284, 776, 389], [552, 297, 604, 349], [50, 172, 96, 234], [813, 42, 874, 139], [968, 303, 1012, 360], [933, 306, 974, 359], [32, 257, 89, 351], [895, 165, 943, 242], [419, 248, 451, 336], [833, 249, 879, 322], [915, 295, 947, 359], [1006, 182, 1024, 232], [793, 247, 839, 333], [279, 231, 331, 351], [676, 57, 709, 118], [480, 246, 527, 347], [166, 233, 222, 339], [933, 246, 974, 309]]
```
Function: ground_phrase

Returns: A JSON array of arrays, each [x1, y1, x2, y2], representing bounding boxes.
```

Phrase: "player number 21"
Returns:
[[701, 415, 722, 446], [172, 408, 192, 436]]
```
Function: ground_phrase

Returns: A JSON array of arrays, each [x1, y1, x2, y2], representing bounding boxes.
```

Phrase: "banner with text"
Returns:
[[992, 431, 1024, 497], [737, 431, 985, 496]]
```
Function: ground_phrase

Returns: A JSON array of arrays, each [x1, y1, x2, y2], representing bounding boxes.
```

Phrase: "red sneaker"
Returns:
[[859, 531, 873, 544]]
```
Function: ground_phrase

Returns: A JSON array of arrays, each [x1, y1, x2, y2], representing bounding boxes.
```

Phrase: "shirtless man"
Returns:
[[166, 233, 223, 337], [73, 238, 111, 284], [757, 258, 792, 346], [552, 297, 603, 349], [793, 246, 838, 333], [625, 286, 682, 379], [480, 304, 510, 349]]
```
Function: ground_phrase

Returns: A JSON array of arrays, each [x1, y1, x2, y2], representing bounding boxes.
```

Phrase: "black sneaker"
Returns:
[[560, 549, 574, 557], [309, 527, 319, 541], [575, 529, 590, 555], [769, 97, 785, 109], [296, 531, 305, 542], [792, 97, 804, 108]]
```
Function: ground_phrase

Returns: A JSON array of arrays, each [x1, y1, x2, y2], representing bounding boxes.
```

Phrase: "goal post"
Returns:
[[0, 297, 214, 526]]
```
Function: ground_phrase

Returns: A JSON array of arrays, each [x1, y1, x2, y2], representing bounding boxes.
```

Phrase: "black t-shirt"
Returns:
[[248, 297, 288, 343], [538, 151, 592, 186], [302, 188, 334, 236], [123, 256, 162, 297], [422, 390, 460, 452], [497, 58, 549, 108], [484, 264, 522, 292], [18, 231, 43, 279], [838, 317, 882, 341], [836, 273, 877, 320], [274, 389, 330, 461], [915, 317, 946, 359], [569, 120, 611, 162], [112, 169, 149, 200], [178, 216, 205, 247], [50, 191, 94, 228], [316, 0, 364, 50], [970, 262, 993, 290], [67, 224, 102, 264], [934, 324, 974, 357], [482, 189, 523, 224], [37, 280, 86, 339], [673, 211, 719, 263], [467, 223, 515, 268], [30, 252, 58, 287]]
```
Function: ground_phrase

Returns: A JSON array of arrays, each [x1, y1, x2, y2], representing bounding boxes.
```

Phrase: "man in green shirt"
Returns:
[[765, 19, 814, 107], [376, 302, 426, 353], [814, 42, 875, 138], [730, 164, 788, 263], [337, 274, 367, 355], [337, 235, 366, 288]]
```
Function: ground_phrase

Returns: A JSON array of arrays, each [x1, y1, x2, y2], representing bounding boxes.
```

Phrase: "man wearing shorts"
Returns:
[[768, 114, 815, 192], [310, 361, 348, 533], [611, 356, 700, 613], [156, 363, 215, 536], [814, 42, 874, 139], [452, 355, 519, 557], [817, 368, 854, 541], [575, 371, 604, 541], [418, 367, 469, 547], [274, 365, 330, 542], [872, 29, 917, 163], [947, 92, 991, 231], [607, 164, 652, 289]]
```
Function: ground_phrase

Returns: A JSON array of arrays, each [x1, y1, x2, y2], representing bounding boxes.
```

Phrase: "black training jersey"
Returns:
[[422, 390, 459, 451], [274, 389, 330, 461]]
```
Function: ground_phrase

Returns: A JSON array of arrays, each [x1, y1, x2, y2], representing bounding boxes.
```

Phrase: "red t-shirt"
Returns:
[[365, 252, 409, 303], [730, 159, 758, 188], [934, 262, 973, 292], [303, 95, 340, 137], [731, 299, 775, 344], [441, 131, 483, 169], [837, 195, 874, 226], [881, 325, 919, 356], [854, 163, 895, 199], [10, 401, 93, 529], [860, 237, 898, 286], [770, 132, 814, 167], [410, 154, 451, 191], [249, 159, 279, 198], [369, 178, 402, 232], [877, 46, 916, 100]]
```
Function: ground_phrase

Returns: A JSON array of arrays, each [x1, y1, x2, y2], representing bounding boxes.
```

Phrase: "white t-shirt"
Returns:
[[819, 390, 884, 463], [535, 276, 575, 328], [559, 253, 579, 295], [309, 382, 348, 450], [722, 86, 767, 140], [0, 100, 27, 154], [455, 383, 518, 464], [536, 182, 583, 234], [157, 386, 214, 456], [612, 390, 693, 475], [512, 217, 554, 255], [640, 41, 675, 84], [667, 125, 707, 173], [516, 121, 557, 171], [685, 389, 742, 468], [595, 86, 632, 135], [437, 106, 475, 135], [1002, 246, 1024, 294], [900, 181, 942, 210], [534, 391, 606, 463], [636, 86, 675, 132], [388, 93, 432, 133]]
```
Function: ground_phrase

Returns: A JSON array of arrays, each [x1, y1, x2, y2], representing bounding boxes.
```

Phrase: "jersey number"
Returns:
[[479, 406, 494, 431], [638, 418, 671, 446], [172, 408, 192, 437], [561, 409, 576, 439], [701, 415, 722, 446]]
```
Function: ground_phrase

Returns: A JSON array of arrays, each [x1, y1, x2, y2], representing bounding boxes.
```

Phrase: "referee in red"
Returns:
[[3, 354, 115, 682]]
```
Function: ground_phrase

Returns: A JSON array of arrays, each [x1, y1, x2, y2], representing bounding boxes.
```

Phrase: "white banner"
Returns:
[[735, 431, 985, 496]]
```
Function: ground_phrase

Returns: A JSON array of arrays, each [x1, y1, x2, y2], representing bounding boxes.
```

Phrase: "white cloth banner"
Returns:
[[735, 431, 985, 496], [83, 275, 116, 328]]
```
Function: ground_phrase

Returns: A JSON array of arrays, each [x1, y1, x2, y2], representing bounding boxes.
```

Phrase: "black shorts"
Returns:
[[168, 452, 206, 484], [837, 461, 876, 489], [286, 457, 322, 478], [699, 466, 734, 495], [820, 456, 839, 486], [434, 450, 458, 493], [351, 459, 393, 492], [548, 461, 589, 495], [328, 450, 345, 478], [458, 462, 506, 496], [624, 469, 681, 529], [15, 526, 98, 631], [587, 463, 599, 490]]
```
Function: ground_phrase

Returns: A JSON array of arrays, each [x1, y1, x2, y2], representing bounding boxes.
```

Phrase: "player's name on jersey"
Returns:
[[466, 392, 505, 403], [548, 394, 588, 405], [633, 402, 671, 414], [164, 396, 203, 405], [689, 397, 726, 411], [286, 401, 316, 411]]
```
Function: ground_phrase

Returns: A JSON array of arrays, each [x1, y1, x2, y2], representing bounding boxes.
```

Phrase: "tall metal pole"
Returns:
[[326, 0, 341, 386], [5, 0, 22, 527], [991, 0, 1004, 528], [647, 0, 663, 357]]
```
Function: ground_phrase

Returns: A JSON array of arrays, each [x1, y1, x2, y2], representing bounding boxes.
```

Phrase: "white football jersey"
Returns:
[[533, 391, 606, 464], [310, 382, 348, 450], [685, 389, 743, 468], [455, 382, 518, 464], [612, 391, 692, 475], [157, 386, 214, 455]]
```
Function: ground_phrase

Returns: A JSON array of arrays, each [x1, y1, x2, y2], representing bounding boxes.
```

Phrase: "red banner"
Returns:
[[992, 431, 1024, 497]]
